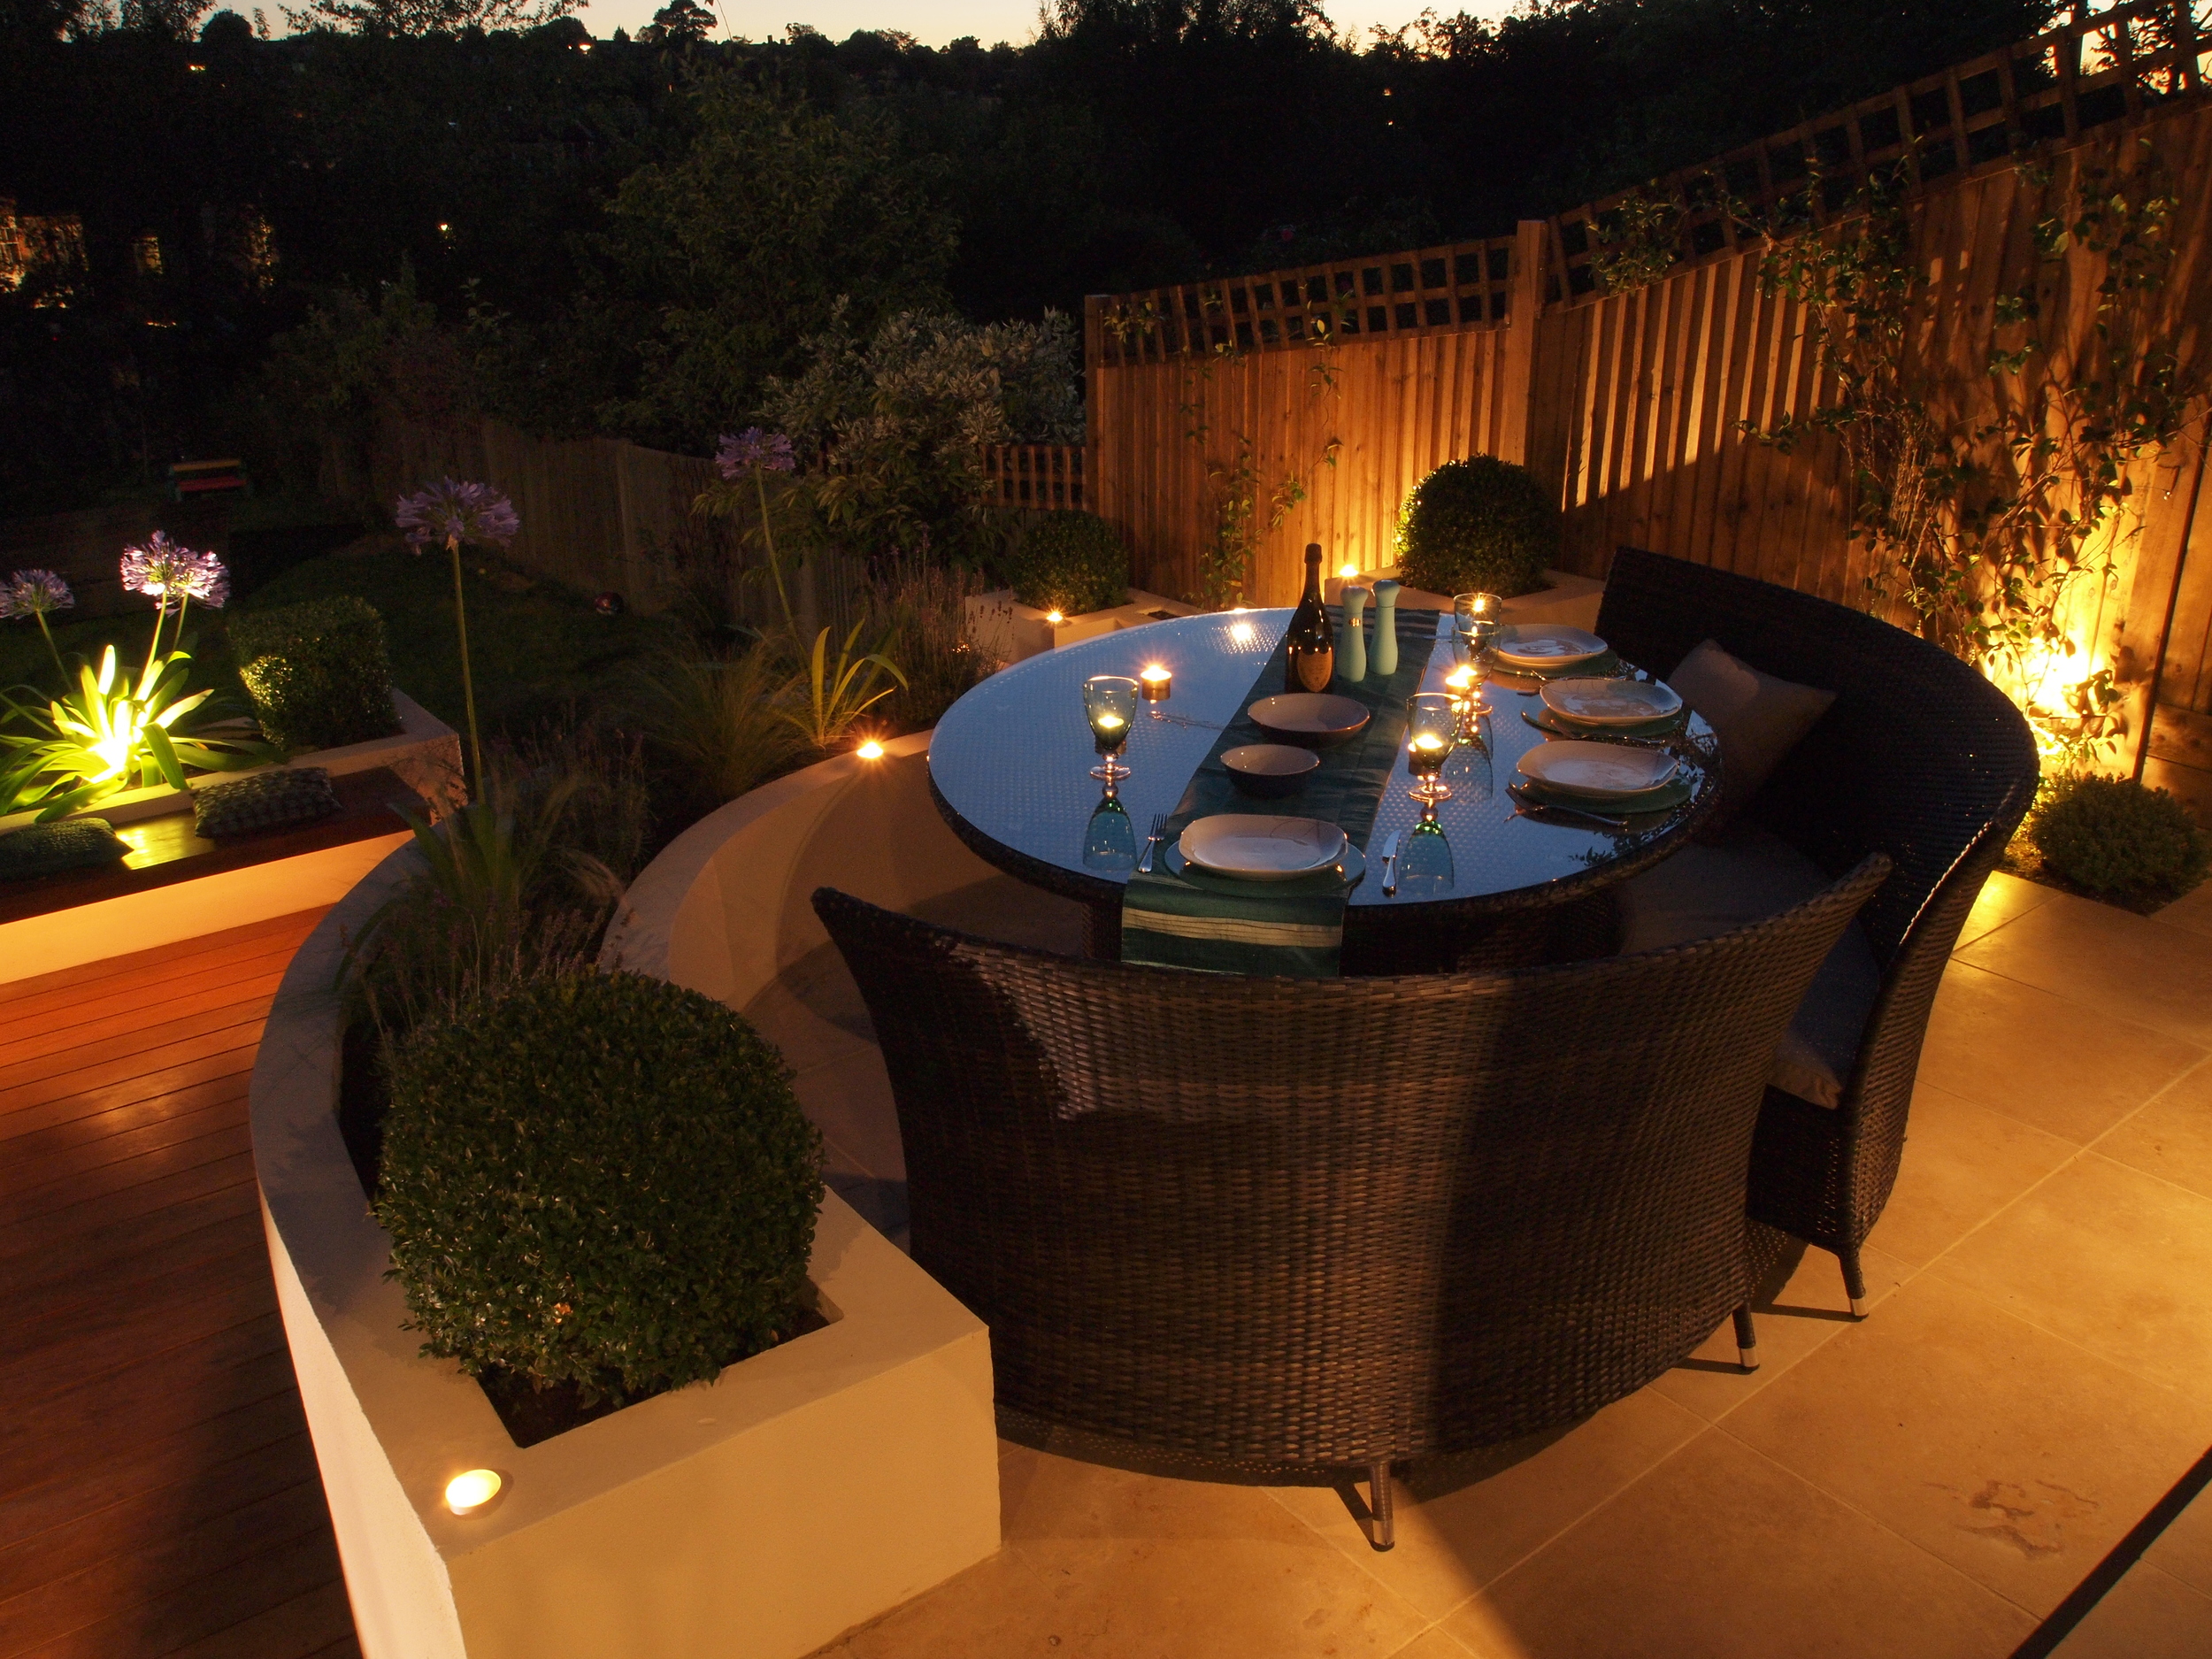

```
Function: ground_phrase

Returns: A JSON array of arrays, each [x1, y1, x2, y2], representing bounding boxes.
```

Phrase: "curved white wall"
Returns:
[[254, 737, 1001, 1659]]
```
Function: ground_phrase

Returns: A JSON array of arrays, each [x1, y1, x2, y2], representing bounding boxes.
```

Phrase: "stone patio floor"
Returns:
[[794, 873, 2212, 1659]]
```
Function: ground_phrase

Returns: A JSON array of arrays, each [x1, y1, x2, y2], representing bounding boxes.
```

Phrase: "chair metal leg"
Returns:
[[1732, 1302, 1760, 1371], [1840, 1248, 1869, 1319], [1367, 1462, 1395, 1552]]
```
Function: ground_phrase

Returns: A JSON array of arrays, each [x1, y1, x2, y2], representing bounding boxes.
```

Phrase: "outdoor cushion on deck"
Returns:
[[1618, 825, 1878, 1108]]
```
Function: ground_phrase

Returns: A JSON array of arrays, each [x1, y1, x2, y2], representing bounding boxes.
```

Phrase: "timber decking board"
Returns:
[[0, 918, 359, 1659]]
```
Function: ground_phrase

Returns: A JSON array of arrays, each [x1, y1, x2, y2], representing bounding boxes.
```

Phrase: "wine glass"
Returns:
[[1405, 692, 1456, 803], [1453, 591, 1504, 710], [1082, 795, 1138, 871], [1083, 675, 1140, 786], [1399, 817, 1455, 894]]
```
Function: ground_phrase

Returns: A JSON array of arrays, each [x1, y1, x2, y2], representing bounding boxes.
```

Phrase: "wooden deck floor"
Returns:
[[0, 911, 360, 1659]]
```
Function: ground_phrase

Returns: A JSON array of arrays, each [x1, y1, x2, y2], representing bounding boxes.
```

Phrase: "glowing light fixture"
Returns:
[[1338, 562, 1359, 580], [1045, 609, 1065, 626], [445, 1469, 503, 1516], [855, 739, 885, 760], [1140, 664, 1172, 700]]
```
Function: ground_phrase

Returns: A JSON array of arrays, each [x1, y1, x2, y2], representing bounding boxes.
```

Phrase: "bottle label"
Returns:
[[1292, 649, 1334, 692]]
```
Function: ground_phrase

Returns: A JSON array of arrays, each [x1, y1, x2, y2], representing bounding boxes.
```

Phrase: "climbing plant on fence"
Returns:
[[1744, 140, 2208, 765]]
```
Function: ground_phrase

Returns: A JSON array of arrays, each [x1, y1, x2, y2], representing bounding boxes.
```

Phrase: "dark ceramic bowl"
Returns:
[[1222, 743, 1321, 798]]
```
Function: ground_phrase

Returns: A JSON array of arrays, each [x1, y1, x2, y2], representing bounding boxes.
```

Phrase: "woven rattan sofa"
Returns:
[[814, 855, 1886, 1546], [1596, 547, 2039, 1314]]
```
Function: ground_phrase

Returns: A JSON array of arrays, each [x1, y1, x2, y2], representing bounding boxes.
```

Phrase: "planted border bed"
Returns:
[[252, 740, 999, 1659]]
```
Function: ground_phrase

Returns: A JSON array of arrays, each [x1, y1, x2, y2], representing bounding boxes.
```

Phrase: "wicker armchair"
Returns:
[[1597, 548, 2039, 1312], [813, 854, 1886, 1546]]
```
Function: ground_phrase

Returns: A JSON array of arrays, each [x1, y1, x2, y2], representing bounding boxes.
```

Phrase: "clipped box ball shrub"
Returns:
[[2029, 774, 2211, 904], [231, 595, 401, 753], [375, 969, 825, 1402], [1393, 455, 1559, 600], [1003, 511, 1130, 617]]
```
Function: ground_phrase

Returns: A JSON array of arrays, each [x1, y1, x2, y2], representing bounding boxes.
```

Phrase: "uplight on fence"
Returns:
[[1338, 562, 1359, 580], [445, 1469, 503, 1516]]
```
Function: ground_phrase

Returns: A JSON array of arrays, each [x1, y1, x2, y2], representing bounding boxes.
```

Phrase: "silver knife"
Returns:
[[1379, 829, 1402, 895]]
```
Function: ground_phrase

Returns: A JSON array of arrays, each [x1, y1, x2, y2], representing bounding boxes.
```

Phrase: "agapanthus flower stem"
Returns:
[[757, 470, 800, 642], [448, 536, 485, 788], [35, 611, 65, 677]]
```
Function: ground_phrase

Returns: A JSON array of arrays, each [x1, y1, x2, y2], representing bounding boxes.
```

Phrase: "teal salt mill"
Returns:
[[1371, 580, 1401, 678], [1340, 584, 1370, 682]]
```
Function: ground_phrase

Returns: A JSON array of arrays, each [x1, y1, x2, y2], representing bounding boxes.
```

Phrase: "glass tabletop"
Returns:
[[927, 609, 1717, 912]]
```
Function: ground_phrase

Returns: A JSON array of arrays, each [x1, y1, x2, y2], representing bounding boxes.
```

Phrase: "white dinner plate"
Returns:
[[1494, 626, 1609, 668], [1179, 815, 1348, 879], [1540, 676, 1684, 726], [1517, 741, 1680, 798]]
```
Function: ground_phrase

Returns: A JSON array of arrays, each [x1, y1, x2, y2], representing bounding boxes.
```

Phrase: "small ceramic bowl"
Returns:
[[1222, 743, 1321, 798], [1247, 693, 1371, 748]]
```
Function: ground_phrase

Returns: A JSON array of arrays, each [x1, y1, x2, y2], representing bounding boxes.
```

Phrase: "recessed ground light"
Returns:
[[445, 1469, 503, 1516], [855, 740, 885, 760], [1046, 610, 1065, 625]]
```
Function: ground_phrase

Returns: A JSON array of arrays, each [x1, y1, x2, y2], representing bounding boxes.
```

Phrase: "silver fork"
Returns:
[[1137, 811, 1168, 873]]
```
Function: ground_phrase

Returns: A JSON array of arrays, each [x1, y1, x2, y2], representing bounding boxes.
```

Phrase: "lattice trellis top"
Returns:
[[1092, 0, 2208, 360]]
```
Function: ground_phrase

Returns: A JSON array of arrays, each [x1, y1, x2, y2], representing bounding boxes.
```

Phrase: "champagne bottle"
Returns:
[[1284, 542, 1335, 694]]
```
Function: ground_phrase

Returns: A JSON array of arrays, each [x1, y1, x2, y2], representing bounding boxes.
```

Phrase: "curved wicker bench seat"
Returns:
[[1596, 548, 2040, 1311], [813, 854, 1886, 1541]]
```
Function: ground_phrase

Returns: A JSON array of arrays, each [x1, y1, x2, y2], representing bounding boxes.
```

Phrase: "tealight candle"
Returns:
[[1140, 664, 1172, 701], [445, 1469, 503, 1516], [1092, 712, 1125, 733]]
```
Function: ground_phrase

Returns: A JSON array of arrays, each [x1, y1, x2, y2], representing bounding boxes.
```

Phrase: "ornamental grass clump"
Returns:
[[1002, 511, 1128, 617], [2028, 774, 2210, 906], [1393, 456, 1557, 599], [375, 969, 824, 1403]]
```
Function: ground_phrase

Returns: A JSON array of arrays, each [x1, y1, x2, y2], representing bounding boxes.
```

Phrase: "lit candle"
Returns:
[[445, 1470, 503, 1516], [1092, 712, 1125, 733], [1444, 664, 1476, 695], [855, 739, 885, 760], [1140, 664, 1172, 700], [1410, 733, 1448, 754]]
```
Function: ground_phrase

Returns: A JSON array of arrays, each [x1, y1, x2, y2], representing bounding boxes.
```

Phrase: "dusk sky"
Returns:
[[572, 0, 1518, 50]]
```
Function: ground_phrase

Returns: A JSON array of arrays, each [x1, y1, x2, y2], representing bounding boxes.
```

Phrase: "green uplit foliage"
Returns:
[[376, 970, 824, 1401], [1393, 455, 1557, 600], [232, 595, 401, 753], [2029, 775, 2210, 904], [1003, 510, 1129, 616]]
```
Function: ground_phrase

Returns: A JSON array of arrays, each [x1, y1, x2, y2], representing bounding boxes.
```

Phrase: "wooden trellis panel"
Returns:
[[984, 444, 1087, 510]]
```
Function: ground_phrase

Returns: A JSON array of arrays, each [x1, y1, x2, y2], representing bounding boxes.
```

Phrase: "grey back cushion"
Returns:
[[1670, 640, 1836, 830], [1618, 826, 1879, 1109]]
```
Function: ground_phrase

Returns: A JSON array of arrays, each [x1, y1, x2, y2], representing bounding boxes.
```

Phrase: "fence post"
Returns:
[[1497, 220, 1549, 467]]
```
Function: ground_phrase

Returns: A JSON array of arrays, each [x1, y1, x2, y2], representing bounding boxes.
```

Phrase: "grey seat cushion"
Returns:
[[1669, 640, 1836, 831], [1618, 825, 1880, 1109]]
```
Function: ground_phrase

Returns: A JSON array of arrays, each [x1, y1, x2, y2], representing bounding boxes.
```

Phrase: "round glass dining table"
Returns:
[[927, 608, 1720, 967]]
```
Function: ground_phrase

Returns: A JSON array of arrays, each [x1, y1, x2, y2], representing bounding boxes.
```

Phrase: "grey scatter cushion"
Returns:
[[1617, 825, 1878, 1109], [1668, 639, 1836, 830], [0, 818, 127, 880], [194, 767, 340, 838]]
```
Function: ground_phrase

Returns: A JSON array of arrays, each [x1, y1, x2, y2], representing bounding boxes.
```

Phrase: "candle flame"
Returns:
[[1141, 664, 1170, 682]]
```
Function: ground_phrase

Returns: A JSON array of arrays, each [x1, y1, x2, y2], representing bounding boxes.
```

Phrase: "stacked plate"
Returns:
[[1517, 741, 1686, 812], [1179, 815, 1346, 880], [1537, 676, 1686, 738], [1493, 626, 1609, 672]]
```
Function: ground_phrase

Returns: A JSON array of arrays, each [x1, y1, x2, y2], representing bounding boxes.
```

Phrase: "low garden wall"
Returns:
[[252, 744, 1002, 1659]]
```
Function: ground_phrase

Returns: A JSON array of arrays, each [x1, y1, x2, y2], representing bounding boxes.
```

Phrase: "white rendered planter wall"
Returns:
[[0, 690, 460, 987], [254, 741, 1000, 1659]]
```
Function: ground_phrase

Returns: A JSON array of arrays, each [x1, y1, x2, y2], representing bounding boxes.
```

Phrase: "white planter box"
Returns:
[[964, 588, 1197, 664], [0, 689, 462, 987], [253, 841, 1000, 1659]]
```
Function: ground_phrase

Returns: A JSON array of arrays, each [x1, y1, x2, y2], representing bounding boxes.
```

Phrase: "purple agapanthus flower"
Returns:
[[0, 568, 74, 619], [395, 479, 521, 551], [119, 534, 228, 611], [714, 428, 795, 480]]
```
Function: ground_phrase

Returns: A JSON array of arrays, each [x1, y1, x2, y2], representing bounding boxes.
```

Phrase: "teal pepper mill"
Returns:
[[1340, 584, 1370, 683], [1371, 580, 1401, 678]]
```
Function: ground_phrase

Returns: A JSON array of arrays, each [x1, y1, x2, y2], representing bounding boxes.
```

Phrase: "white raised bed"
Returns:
[[0, 691, 460, 987], [253, 741, 999, 1659], [964, 586, 1196, 663]]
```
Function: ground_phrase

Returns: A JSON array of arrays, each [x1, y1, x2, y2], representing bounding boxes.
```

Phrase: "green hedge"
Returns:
[[1003, 511, 1130, 616], [375, 969, 825, 1400], [1393, 455, 1558, 599], [231, 595, 401, 753], [2029, 774, 2210, 904]]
